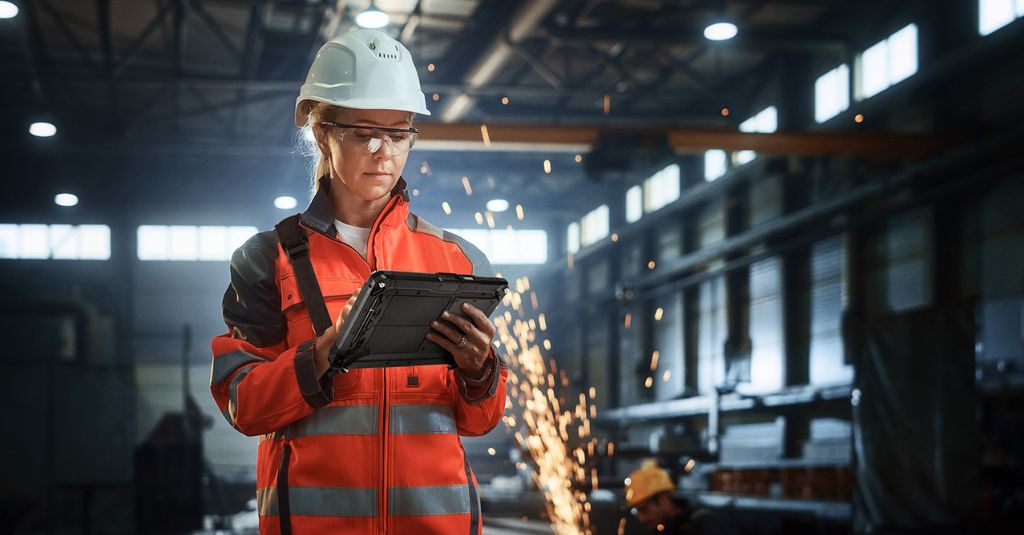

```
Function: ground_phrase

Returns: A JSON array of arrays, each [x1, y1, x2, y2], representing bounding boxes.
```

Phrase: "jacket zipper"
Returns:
[[380, 363, 389, 534], [370, 199, 398, 534], [300, 193, 402, 534]]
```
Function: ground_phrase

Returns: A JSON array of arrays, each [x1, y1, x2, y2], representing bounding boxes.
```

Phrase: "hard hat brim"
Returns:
[[295, 96, 431, 127]]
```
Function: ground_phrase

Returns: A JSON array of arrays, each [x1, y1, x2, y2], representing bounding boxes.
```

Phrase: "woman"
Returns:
[[210, 29, 507, 535]]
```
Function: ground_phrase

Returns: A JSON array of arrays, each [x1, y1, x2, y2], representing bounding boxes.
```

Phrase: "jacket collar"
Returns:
[[300, 175, 410, 237]]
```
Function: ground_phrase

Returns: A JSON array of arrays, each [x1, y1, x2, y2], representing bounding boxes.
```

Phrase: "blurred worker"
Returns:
[[209, 29, 507, 534], [626, 460, 729, 534]]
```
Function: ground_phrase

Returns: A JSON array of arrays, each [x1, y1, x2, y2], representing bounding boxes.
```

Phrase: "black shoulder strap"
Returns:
[[275, 215, 332, 336]]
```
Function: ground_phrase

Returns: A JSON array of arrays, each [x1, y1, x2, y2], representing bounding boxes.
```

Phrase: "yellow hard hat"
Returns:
[[625, 459, 676, 507]]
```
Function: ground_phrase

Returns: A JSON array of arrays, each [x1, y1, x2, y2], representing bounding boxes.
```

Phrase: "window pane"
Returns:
[[737, 106, 775, 166], [660, 164, 681, 207], [137, 226, 167, 260], [734, 150, 757, 166], [645, 164, 681, 213], [644, 175, 655, 213], [513, 230, 547, 264], [581, 205, 609, 247], [49, 225, 79, 259], [498, 229, 544, 264], [888, 24, 918, 85], [228, 226, 258, 253], [705, 149, 727, 181], [857, 39, 889, 100], [979, 0, 1016, 35], [626, 185, 643, 223], [748, 258, 785, 393], [167, 226, 198, 260], [755, 106, 778, 133], [0, 225, 17, 259], [739, 116, 758, 133], [697, 276, 727, 394], [815, 64, 849, 122], [198, 226, 228, 261], [18, 224, 49, 259], [448, 228, 547, 264], [78, 225, 111, 260], [567, 222, 580, 254]]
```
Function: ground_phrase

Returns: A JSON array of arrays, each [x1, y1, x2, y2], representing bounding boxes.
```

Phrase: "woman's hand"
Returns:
[[313, 288, 361, 377], [426, 303, 496, 378]]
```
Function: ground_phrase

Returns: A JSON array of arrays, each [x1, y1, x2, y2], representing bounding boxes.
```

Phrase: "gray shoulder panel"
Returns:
[[405, 213, 495, 277], [405, 212, 444, 240], [441, 230, 495, 277]]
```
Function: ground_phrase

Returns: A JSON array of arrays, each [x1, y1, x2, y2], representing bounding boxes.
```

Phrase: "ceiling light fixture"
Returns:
[[355, 4, 389, 29], [0, 1, 19, 19], [55, 193, 79, 207], [704, 21, 738, 41], [30, 121, 57, 137], [274, 196, 297, 210], [486, 199, 510, 213]]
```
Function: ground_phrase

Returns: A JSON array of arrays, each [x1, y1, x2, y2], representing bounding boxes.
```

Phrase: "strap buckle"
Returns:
[[285, 241, 309, 258]]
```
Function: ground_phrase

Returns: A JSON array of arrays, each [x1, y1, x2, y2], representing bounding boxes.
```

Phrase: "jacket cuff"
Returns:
[[294, 339, 333, 408], [456, 348, 502, 403]]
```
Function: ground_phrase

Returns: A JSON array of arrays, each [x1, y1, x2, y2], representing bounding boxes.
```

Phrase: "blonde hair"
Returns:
[[297, 101, 334, 196], [296, 101, 415, 196]]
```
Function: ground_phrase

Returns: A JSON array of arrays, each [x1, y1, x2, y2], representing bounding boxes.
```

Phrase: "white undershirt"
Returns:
[[333, 219, 371, 259]]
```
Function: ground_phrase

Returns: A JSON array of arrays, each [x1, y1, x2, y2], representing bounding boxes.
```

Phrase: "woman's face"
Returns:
[[318, 107, 412, 203]]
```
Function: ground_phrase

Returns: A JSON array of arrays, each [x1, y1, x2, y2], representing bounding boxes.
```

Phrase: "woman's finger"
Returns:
[[430, 319, 464, 344], [460, 303, 496, 337], [439, 310, 476, 335], [337, 289, 361, 326], [427, 331, 485, 370], [426, 332, 460, 356]]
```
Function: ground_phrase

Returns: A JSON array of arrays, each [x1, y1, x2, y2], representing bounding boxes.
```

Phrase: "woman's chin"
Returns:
[[356, 186, 392, 202]]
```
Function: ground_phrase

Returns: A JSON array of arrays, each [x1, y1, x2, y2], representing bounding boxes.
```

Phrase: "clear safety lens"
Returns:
[[341, 128, 416, 155]]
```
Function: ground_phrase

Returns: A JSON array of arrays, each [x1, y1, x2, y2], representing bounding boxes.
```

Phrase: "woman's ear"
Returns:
[[313, 126, 331, 158]]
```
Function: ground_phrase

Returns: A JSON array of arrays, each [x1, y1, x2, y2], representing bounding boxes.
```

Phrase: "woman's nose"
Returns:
[[372, 138, 394, 159]]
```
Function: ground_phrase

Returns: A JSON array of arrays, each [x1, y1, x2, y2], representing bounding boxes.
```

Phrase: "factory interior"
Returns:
[[1, 0, 1023, 533]]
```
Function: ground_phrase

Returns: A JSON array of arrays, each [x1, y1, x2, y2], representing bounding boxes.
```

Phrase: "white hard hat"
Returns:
[[295, 29, 431, 126]]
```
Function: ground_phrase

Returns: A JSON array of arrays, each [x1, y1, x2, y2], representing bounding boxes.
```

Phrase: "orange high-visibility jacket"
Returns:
[[210, 177, 508, 535]]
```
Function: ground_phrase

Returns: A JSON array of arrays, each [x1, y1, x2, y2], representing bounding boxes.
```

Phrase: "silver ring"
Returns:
[[458, 336, 467, 347]]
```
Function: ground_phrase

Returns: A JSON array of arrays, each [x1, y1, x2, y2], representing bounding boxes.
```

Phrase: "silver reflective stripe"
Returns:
[[256, 487, 275, 517], [257, 486, 377, 517], [286, 405, 378, 438], [389, 485, 471, 516], [406, 213, 444, 240], [224, 364, 257, 428], [390, 404, 457, 435], [210, 350, 268, 386]]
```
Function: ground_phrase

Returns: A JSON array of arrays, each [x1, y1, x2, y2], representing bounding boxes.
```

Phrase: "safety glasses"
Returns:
[[319, 121, 420, 155]]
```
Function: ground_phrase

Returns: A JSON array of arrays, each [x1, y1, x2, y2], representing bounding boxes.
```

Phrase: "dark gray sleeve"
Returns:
[[222, 231, 287, 347]]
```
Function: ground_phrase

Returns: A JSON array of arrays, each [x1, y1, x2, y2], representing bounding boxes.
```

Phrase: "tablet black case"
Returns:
[[328, 271, 509, 371]]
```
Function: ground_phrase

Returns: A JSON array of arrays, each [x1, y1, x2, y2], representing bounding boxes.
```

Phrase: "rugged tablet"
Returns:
[[328, 270, 509, 372]]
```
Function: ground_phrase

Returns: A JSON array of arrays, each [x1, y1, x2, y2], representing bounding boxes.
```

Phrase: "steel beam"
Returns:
[[414, 122, 956, 157], [113, 1, 175, 77], [545, 28, 849, 56], [37, 0, 104, 75]]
